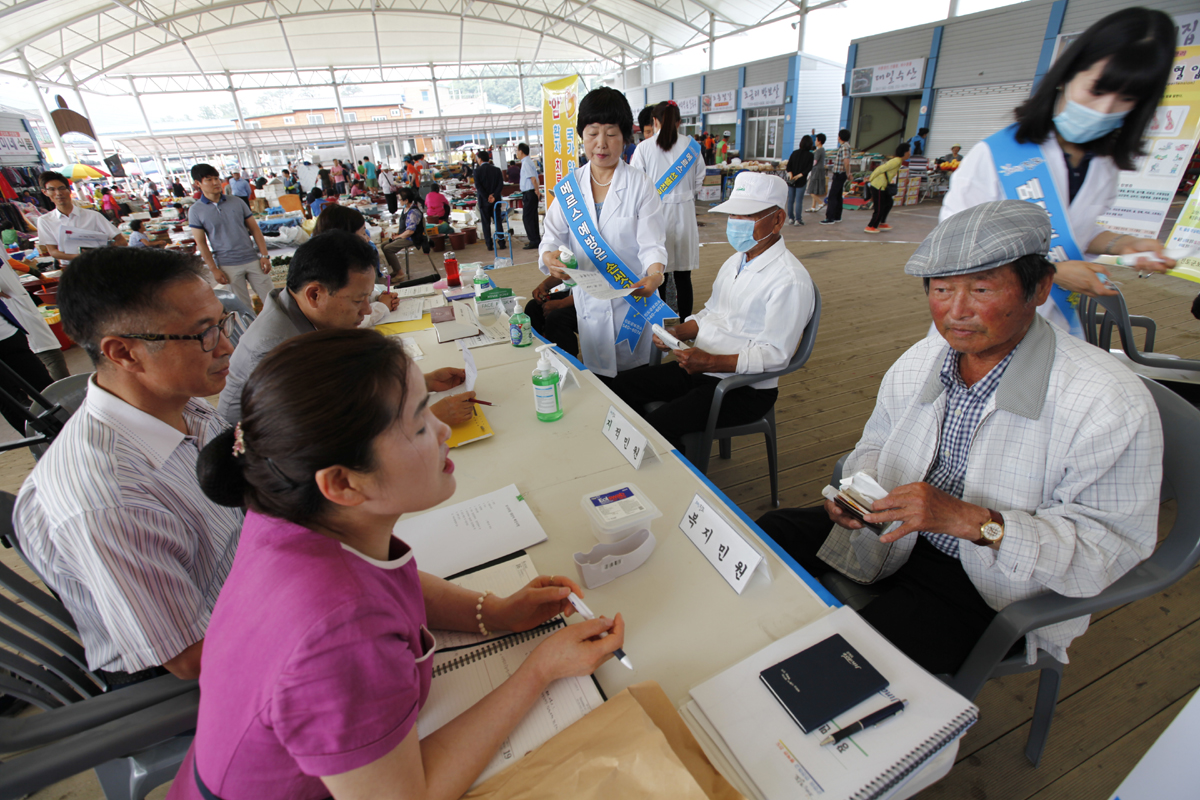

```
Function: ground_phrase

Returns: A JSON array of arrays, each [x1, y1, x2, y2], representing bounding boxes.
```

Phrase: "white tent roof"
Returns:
[[0, 0, 809, 94]]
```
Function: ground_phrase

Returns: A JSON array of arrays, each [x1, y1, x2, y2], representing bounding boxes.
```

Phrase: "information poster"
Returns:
[[849, 59, 925, 96], [676, 96, 699, 117], [1164, 179, 1200, 283], [741, 82, 784, 109], [541, 74, 584, 204], [1097, 43, 1200, 238], [702, 90, 737, 113]]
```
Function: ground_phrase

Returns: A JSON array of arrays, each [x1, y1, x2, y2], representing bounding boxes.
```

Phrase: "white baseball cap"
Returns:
[[711, 172, 788, 215], [722, 130, 731, 136]]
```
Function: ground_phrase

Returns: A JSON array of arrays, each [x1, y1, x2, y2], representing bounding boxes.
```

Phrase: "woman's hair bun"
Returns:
[[196, 428, 250, 508]]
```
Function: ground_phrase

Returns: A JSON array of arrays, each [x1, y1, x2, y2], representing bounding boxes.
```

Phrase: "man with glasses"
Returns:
[[34, 171, 128, 262], [15, 246, 244, 686]]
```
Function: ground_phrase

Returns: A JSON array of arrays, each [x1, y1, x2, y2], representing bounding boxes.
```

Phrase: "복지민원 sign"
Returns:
[[702, 90, 737, 113], [741, 82, 784, 109], [849, 59, 925, 96], [676, 96, 700, 117]]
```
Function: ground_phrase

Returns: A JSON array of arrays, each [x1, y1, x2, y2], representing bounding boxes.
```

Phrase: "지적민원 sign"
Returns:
[[849, 59, 925, 96], [601, 405, 651, 469], [679, 493, 763, 595]]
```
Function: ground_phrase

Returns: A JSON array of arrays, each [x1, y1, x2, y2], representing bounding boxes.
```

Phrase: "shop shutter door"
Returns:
[[647, 83, 670, 104], [674, 76, 702, 98], [926, 82, 1032, 158]]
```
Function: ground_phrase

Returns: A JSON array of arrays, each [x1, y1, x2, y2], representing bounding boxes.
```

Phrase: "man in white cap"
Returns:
[[608, 172, 815, 450], [757, 200, 1161, 675], [715, 131, 732, 164]]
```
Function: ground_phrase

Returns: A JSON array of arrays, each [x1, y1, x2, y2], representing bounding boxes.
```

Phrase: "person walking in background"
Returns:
[[518, 142, 542, 250], [703, 131, 715, 165], [363, 156, 378, 189], [474, 150, 504, 253], [715, 131, 731, 164], [331, 160, 346, 195], [807, 133, 827, 212], [785, 135, 814, 226], [820, 129, 852, 225], [909, 127, 929, 157], [189, 163, 274, 315], [865, 142, 909, 233]]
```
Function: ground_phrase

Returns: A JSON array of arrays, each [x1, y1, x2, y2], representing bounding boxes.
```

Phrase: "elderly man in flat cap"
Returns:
[[758, 200, 1162, 675]]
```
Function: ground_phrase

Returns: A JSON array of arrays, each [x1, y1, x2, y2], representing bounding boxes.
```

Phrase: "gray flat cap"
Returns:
[[905, 200, 1052, 278]]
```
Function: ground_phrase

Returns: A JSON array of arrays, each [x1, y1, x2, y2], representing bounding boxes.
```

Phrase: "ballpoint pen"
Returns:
[[821, 700, 907, 746], [566, 592, 633, 670], [469, 398, 493, 406]]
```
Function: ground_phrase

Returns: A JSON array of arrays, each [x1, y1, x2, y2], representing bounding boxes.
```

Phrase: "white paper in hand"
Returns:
[[457, 341, 478, 393], [570, 268, 636, 300], [652, 324, 690, 350]]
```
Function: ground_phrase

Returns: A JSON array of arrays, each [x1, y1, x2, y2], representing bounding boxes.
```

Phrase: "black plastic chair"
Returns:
[[25, 373, 91, 460], [1079, 290, 1200, 372], [819, 376, 1200, 766], [647, 287, 821, 508]]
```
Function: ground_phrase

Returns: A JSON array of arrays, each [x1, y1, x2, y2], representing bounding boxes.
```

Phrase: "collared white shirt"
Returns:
[[519, 156, 539, 192], [34, 205, 119, 255], [15, 378, 244, 673], [689, 239, 815, 389], [0, 262, 59, 352]]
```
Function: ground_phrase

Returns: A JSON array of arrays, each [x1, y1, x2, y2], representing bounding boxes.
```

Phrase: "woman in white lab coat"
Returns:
[[630, 101, 705, 318], [538, 88, 668, 379]]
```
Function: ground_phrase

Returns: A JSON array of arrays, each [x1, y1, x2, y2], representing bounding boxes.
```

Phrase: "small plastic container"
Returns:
[[580, 483, 662, 544]]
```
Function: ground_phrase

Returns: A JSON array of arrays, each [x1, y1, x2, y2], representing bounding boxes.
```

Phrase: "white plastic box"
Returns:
[[580, 483, 662, 544]]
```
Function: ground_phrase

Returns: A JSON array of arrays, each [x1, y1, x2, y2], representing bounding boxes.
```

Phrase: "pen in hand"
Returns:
[[566, 592, 633, 670], [821, 700, 908, 746]]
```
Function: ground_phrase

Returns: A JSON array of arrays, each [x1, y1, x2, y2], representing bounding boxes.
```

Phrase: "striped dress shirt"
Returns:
[[15, 379, 244, 673]]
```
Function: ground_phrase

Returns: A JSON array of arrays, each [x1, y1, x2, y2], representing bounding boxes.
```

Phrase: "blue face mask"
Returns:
[[726, 217, 759, 252], [1053, 98, 1128, 144]]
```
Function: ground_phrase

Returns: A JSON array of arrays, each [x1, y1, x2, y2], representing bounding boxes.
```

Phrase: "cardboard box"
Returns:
[[250, 198, 267, 213], [697, 185, 721, 201], [702, 175, 722, 186]]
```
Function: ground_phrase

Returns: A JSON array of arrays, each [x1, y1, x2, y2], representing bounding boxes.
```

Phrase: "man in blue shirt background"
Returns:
[[227, 171, 251, 200], [518, 142, 542, 250]]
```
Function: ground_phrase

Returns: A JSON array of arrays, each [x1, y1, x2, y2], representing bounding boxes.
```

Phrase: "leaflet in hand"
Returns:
[[652, 324, 690, 350], [820, 471, 898, 536], [567, 267, 636, 300]]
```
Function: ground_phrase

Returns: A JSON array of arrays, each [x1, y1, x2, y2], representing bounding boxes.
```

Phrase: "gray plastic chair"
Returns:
[[213, 288, 256, 348], [1079, 290, 1200, 372], [26, 372, 92, 460], [648, 287, 821, 508], [819, 376, 1200, 766], [0, 491, 198, 799]]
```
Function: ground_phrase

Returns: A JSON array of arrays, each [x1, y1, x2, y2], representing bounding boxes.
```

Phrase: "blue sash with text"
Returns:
[[656, 140, 702, 197], [555, 170, 674, 352], [985, 124, 1085, 338]]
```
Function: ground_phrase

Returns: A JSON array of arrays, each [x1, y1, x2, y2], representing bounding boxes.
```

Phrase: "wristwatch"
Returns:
[[973, 509, 1005, 546]]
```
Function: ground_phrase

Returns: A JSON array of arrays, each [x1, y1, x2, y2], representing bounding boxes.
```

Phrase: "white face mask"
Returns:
[[1053, 98, 1128, 143]]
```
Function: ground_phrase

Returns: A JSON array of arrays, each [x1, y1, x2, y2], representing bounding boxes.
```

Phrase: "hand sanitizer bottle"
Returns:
[[473, 269, 490, 297], [532, 344, 563, 422], [558, 246, 578, 288], [509, 296, 532, 348]]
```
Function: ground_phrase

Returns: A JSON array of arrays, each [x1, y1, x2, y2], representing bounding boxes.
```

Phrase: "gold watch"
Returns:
[[973, 509, 1004, 546]]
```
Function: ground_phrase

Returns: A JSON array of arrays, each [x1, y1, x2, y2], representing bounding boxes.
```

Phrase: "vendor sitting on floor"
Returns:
[[349, 180, 367, 197], [608, 172, 816, 450], [424, 183, 449, 223]]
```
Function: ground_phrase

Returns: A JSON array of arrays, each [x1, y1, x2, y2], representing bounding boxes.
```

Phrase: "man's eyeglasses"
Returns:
[[116, 312, 237, 353]]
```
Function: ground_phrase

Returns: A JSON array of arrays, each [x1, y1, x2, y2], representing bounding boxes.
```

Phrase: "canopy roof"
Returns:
[[0, 0, 815, 95]]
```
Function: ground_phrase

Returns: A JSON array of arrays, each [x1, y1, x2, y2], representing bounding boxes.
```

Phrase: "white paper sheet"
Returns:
[[458, 342, 478, 392], [570, 268, 637, 301], [380, 297, 425, 323]]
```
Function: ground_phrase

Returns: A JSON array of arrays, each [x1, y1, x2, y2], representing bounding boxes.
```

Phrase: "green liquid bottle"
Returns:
[[532, 344, 563, 422], [509, 296, 532, 348]]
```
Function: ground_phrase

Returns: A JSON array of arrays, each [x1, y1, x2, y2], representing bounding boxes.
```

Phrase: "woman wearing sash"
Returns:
[[538, 87, 668, 379], [941, 7, 1176, 335], [630, 100, 705, 318]]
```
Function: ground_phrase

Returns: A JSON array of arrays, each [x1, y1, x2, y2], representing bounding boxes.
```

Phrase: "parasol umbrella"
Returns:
[[61, 164, 110, 180]]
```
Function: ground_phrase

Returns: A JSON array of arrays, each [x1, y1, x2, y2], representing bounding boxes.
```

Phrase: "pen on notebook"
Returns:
[[821, 700, 908, 746], [469, 398, 493, 406], [566, 592, 633, 670]]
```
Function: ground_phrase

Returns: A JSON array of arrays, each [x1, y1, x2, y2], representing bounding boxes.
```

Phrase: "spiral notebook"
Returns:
[[417, 617, 606, 787], [688, 606, 977, 800]]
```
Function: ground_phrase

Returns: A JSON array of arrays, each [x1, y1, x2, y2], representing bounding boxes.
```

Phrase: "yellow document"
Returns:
[[447, 403, 494, 448]]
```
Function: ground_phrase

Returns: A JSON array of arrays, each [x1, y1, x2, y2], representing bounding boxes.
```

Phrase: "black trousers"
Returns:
[[755, 506, 998, 675], [825, 172, 848, 221], [868, 186, 894, 228], [522, 190, 541, 245], [385, 192, 398, 214], [608, 362, 778, 451], [525, 297, 578, 356], [480, 202, 495, 250], [0, 331, 51, 434], [657, 271, 694, 319]]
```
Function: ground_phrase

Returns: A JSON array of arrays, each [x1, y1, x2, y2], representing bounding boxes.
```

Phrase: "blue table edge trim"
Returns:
[[670, 450, 841, 609], [532, 331, 589, 373]]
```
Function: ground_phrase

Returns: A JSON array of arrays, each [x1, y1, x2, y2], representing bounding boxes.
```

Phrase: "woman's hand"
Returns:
[[425, 367, 466, 392], [492, 575, 582, 632], [430, 391, 475, 426], [526, 614, 625, 685], [630, 270, 665, 298], [1053, 260, 1118, 298], [1113, 237, 1176, 273]]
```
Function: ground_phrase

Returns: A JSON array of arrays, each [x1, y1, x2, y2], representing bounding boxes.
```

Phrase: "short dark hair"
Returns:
[[191, 163, 219, 182], [312, 204, 367, 236], [637, 105, 655, 128], [129, 219, 143, 231], [197, 328, 412, 527], [576, 87, 633, 140], [895, 142, 911, 158], [39, 171, 69, 189], [838, 128, 851, 142], [59, 246, 206, 365], [286, 230, 376, 294], [518, 142, 530, 156], [477, 149, 492, 162], [325, 187, 339, 198], [923, 254, 1056, 302], [798, 135, 814, 152], [1014, 7, 1174, 170], [429, 182, 440, 193], [815, 133, 827, 145], [917, 127, 929, 137]]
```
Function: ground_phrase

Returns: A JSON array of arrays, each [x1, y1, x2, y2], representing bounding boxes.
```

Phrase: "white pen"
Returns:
[[567, 591, 633, 670]]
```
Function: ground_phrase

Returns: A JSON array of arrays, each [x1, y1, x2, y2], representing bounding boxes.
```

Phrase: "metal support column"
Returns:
[[19, 51, 68, 165], [331, 67, 355, 162], [708, 13, 716, 72], [916, 26, 943, 133], [68, 72, 109, 166]]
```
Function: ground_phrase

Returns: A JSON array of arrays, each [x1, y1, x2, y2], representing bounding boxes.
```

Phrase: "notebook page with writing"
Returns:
[[436, 553, 540, 650], [689, 606, 977, 800], [417, 621, 605, 786]]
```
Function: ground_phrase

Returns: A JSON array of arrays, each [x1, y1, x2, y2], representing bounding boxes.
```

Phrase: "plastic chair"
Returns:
[[25, 372, 92, 460], [213, 289, 256, 347], [0, 492, 199, 798], [819, 376, 1200, 766], [1079, 290, 1200, 372], [276, 194, 302, 213], [647, 287, 821, 508]]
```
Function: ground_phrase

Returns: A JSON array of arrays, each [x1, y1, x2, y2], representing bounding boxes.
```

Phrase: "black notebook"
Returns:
[[758, 633, 889, 733]]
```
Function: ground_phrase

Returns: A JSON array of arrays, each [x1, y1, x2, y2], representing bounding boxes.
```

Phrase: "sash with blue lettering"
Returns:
[[656, 139, 702, 198], [554, 170, 674, 353], [985, 124, 1085, 338]]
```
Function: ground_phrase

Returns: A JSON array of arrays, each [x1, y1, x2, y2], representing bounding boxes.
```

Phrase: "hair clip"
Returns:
[[667, 100, 678, 107], [232, 422, 246, 457]]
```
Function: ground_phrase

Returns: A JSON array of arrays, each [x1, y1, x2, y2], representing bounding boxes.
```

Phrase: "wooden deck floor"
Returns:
[[4, 198, 1199, 799]]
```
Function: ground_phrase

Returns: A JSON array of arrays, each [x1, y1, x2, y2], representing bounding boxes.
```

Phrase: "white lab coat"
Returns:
[[539, 160, 668, 377], [0, 263, 60, 354], [939, 134, 1119, 333], [629, 132, 704, 273]]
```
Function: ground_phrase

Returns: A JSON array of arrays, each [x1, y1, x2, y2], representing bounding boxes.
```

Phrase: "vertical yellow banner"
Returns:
[[542, 75, 584, 204]]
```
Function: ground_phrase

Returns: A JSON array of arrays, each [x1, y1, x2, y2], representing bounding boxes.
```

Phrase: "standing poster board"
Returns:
[[542, 74, 584, 205]]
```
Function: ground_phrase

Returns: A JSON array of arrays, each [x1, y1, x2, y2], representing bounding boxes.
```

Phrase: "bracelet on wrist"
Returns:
[[475, 591, 493, 636], [1105, 234, 1128, 256]]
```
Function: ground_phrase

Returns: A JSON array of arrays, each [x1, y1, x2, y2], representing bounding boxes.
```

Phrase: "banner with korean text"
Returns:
[[542, 74, 585, 206]]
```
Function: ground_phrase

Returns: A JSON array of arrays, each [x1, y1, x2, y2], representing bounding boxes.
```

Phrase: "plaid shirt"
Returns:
[[832, 142, 853, 175], [921, 347, 1017, 558]]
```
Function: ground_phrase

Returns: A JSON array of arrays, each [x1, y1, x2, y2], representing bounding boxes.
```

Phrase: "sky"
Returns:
[[0, 0, 1024, 139]]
